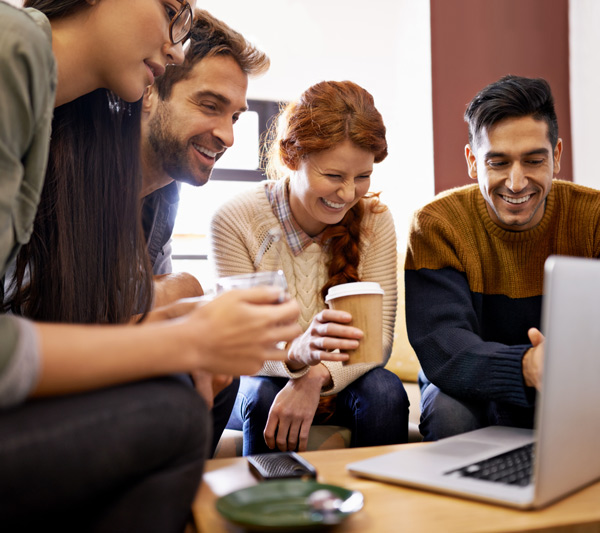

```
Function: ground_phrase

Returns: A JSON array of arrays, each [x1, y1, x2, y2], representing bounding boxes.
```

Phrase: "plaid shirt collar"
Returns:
[[265, 178, 324, 256]]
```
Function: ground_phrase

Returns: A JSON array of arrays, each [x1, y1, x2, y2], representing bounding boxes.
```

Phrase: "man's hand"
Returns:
[[523, 327, 545, 390], [153, 272, 203, 309], [263, 365, 331, 452], [141, 295, 210, 323], [286, 309, 362, 369], [190, 370, 233, 408]]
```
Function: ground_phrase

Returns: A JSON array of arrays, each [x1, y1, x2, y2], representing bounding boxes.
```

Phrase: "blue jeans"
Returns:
[[228, 367, 409, 455], [418, 371, 535, 441], [0, 377, 209, 532]]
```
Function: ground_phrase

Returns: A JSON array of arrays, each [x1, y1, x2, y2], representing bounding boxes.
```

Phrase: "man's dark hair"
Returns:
[[465, 75, 558, 150], [154, 9, 270, 101]]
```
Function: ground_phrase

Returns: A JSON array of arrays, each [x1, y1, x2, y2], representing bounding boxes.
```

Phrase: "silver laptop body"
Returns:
[[347, 255, 600, 509]]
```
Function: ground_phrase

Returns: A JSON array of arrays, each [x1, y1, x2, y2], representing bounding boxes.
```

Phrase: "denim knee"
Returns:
[[336, 368, 409, 446], [420, 383, 486, 441], [351, 367, 409, 412]]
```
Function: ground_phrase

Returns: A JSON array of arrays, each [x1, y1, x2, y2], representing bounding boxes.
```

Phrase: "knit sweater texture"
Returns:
[[211, 180, 398, 395], [405, 180, 600, 407]]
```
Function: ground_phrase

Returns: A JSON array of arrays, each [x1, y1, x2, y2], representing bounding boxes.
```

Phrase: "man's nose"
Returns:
[[214, 118, 234, 148], [507, 164, 527, 192]]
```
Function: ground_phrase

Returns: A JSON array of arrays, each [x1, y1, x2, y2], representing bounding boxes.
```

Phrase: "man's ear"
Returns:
[[553, 138, 563, 175], [142, 85, 157, 115], [465, 144, 477, 180]]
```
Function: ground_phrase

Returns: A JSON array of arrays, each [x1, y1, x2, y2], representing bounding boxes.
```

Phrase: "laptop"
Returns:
[[347, 255, 600, 509]]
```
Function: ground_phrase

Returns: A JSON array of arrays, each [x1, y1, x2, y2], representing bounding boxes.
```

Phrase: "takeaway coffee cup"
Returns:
[[215, 270, 288, 303], [325, 281, 385, 365]]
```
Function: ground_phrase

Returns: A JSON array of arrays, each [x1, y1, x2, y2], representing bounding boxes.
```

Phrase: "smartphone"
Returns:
[[247, 451, 318, 481]]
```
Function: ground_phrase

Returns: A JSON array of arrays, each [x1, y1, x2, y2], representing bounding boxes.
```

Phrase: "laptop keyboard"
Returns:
[[445, 443, 534, 486]]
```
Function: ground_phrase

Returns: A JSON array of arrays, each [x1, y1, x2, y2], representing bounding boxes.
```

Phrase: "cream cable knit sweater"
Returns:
[[210, 181, 398, 395]]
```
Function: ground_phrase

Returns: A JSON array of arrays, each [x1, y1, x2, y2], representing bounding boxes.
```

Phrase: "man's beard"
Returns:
[[147, 106, 212, 187]]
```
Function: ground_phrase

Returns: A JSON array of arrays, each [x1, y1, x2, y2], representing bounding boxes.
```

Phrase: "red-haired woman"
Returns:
[[211, 80, 409, 455]]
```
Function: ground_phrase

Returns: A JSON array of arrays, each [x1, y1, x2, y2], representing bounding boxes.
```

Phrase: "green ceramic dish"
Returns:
[[215, 479, 364, 531]]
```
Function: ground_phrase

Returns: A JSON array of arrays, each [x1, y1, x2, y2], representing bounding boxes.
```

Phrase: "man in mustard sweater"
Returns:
[[405, 75, 600, 441]]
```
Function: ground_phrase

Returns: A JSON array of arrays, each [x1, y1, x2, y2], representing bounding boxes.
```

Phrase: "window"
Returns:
[[171, 99, 280, 290]]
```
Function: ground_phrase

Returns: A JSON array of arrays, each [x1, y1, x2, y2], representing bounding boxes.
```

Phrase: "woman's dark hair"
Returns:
[[265, 80, 388, 301], [23, 0, 89, 18], [7, 90, 153, 324]]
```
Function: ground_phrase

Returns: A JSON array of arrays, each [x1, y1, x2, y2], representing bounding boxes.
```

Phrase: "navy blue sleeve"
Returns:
[[405, 267, 535, 407]]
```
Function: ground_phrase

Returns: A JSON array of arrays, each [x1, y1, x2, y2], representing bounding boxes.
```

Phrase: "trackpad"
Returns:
[[422, 441, 501, 459]]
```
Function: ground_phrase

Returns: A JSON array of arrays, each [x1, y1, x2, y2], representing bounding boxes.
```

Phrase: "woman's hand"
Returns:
[[179, 287, 303, 376], [34, 287, 298, 397], [263, 365, 332, 452], [287, 309, 362, 368]]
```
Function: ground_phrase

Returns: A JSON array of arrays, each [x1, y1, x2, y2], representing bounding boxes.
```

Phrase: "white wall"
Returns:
[[570, 0, 600, 188], [198, 0, 434, 248]]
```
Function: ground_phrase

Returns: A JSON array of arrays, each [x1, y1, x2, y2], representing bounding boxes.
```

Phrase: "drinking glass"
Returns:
[[215, 270, 288, 303]]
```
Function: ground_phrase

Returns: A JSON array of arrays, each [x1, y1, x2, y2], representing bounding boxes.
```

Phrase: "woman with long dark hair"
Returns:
[[0, 1, 300, 529], [212, 80, 409, 455]]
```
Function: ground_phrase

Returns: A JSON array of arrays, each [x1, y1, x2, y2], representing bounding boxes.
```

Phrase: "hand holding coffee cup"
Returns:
[[325, 282, 385, 365], [285, 307, 363, 368]]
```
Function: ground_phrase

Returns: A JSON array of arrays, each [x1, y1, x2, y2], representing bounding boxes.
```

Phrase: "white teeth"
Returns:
[[322, 198, 345, 209], [502, 194, 531, 204], [192, 144, 217, 158]]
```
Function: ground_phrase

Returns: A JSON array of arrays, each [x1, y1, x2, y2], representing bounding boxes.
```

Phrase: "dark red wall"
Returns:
[[430, 0, 571, 194]]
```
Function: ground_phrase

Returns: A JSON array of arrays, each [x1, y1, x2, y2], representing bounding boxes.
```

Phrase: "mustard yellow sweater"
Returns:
[[405, 180, 600, 406]]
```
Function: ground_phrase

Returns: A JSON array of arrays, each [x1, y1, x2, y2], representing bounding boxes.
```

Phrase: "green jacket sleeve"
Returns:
[[0, 5, 55, 405]]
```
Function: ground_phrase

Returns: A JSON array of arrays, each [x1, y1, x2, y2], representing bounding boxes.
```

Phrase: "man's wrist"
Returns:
[[522, 347, 535, 388]]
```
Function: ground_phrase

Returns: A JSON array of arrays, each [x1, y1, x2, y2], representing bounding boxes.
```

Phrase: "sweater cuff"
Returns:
[[488, 345, 534, 407], [259, 360, 310, 379], [283, 362, 310, 379]]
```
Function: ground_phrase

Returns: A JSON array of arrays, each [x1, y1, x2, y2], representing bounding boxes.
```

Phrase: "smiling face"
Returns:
[[84, 0, 195, 102], [144, 54, 249, 187], [288, 139, 375, 237], [465, 115, 562, 232]]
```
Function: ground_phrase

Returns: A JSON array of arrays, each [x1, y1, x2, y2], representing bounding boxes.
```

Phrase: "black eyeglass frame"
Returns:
[[169, 0, 193, 45]]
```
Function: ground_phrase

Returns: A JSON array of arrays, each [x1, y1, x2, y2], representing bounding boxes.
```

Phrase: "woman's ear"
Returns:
[[280, 140, 300, 171]]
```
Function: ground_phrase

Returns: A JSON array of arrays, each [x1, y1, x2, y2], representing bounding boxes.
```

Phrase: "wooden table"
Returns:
[[191, 444, 600, 532]]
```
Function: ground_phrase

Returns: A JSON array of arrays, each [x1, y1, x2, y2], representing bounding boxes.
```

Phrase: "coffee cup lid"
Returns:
[[325, 281, 384, 302]]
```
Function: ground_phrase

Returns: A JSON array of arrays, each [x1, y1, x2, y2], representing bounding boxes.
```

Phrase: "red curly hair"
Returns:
[[265, 80, 388, 301]]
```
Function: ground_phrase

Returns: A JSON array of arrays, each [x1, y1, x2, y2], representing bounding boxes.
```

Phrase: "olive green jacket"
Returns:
[[0, 5, 56, 406]]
